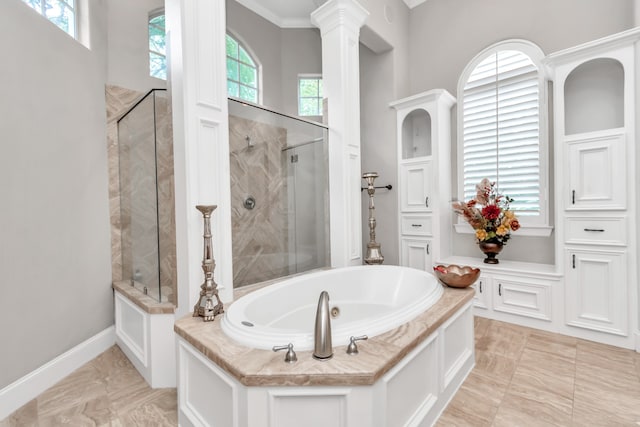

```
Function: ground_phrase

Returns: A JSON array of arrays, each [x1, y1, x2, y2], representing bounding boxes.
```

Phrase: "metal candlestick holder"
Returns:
[[193, 205, 224, 321], [363, 172, 384, 265]]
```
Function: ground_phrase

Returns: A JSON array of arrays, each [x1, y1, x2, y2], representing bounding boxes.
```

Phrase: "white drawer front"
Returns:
[[401, 215, 433, 236], [565, 216, 627, 246], [493, 276, 552, 321]]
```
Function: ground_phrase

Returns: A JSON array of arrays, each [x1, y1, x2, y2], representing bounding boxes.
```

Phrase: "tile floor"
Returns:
[[2, 317, 640, 426]]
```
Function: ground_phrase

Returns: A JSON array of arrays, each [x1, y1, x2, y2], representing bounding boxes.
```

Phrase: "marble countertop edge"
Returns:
[[174, 284, 474, 387]]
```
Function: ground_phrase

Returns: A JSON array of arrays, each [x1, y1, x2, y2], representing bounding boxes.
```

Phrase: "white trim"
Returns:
[[403, 0, 428, 9], [0, 326, 115, 420], [456, 39, 551, 229], [635, 331, 640, 353], [454, 222, 554, 237]]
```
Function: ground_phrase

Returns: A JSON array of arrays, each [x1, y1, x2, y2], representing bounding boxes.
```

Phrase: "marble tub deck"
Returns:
[[174, 285, 474, 387]]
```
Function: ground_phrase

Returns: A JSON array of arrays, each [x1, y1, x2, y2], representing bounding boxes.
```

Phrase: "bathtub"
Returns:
[[221, 265, 444, 351]]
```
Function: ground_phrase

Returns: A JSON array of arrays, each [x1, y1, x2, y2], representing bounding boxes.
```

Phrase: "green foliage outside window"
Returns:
[[149, 14, 166, 80], [22, 0, 75, 38], [226, 34, 258, 103], [298, 78, 323, 116]]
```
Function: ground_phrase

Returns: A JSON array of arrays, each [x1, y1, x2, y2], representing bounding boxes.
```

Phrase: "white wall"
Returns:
[[107, 0, 166, 92], [0, 0, 112, 389], [406, 0, 635, 264]]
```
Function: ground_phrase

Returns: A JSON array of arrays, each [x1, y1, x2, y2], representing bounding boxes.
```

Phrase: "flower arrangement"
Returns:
[[452, 178, 520, 245]]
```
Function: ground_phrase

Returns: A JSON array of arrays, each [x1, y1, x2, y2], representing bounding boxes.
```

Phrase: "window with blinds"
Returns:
[[462, 49, 541, 218]]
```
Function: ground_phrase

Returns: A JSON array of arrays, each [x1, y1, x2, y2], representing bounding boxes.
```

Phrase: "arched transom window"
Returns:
[[226, 34, 259, 104]]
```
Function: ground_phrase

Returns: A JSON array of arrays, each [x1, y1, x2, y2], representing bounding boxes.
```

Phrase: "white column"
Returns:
[[311, 0, 369, 267], [166, 0, 234, 316]]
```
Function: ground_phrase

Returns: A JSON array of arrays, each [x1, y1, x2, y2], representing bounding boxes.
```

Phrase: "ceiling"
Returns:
[[234, 0, 423, 28], [233, 0, 328, 28]]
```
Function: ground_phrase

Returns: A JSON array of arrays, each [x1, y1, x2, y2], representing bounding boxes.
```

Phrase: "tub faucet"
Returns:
[[313, 290, 333, 360]]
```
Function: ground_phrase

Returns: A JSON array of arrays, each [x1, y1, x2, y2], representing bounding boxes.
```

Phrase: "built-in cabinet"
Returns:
[[545, 28, 639, 349], [390, 90, 456, 269]]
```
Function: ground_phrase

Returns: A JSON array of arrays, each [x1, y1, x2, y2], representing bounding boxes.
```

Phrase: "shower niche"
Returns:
[[228, 98, 329, 287]]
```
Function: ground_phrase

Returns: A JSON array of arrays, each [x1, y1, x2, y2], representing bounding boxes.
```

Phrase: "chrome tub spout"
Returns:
[[313, 291, 333, 360]]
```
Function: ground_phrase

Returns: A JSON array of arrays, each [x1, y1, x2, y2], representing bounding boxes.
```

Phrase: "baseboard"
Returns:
[[635, 331, 640, 353], [0, 326, 116, 420]]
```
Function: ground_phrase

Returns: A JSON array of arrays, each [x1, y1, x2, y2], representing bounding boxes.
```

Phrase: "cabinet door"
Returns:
[[565, 249, 627, 336], [565, 132, 626, 210], [493, 275, 552, 321], [471, 275, 491, 310], [400, 160, 432, 212], [400, 238, 432, 271]]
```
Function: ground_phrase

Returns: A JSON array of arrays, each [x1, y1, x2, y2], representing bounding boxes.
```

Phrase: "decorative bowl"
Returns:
[[433, 264, 480, 288]]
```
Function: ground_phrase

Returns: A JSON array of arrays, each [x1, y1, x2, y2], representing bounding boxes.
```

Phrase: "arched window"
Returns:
[[458, 40, 549, 229], [148, 10, 166, 80], [226, 34, 259, 103]]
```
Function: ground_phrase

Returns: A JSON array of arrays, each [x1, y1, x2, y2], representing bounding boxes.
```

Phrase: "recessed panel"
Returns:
[[269, 393, 346, 427]]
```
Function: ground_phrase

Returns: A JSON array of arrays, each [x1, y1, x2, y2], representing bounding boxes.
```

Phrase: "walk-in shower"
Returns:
[[117, 89, 176, 303], [228, 98, 329, 287]]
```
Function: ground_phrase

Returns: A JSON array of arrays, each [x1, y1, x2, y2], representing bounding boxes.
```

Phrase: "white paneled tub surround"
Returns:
[[174, 267, 475, 427], [113, 288, 176, 388], [221, 265, 444, 350]]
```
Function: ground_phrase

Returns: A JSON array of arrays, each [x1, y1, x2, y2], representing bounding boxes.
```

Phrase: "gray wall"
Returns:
[[359, 0, 411, 266], [0, 0, 112, 389], [407, 0, 635, 264], [226, 0, 322, 118], [107, 0, 166, 92]]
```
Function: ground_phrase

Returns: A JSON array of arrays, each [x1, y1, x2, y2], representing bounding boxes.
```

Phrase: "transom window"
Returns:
[[459, 40, 548, 227], [22, 0, 76, 38], [298, 76, 323, 116], [226, 34, 259, 103], [149, 11, 166, 80]]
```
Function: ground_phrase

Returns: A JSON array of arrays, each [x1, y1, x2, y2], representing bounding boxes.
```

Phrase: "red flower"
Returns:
[[481, 205, 501, 220], [510, 219, 521, 231]]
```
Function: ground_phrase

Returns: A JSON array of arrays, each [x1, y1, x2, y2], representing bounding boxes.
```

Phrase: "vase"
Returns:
[[479, 241, 503, 264]]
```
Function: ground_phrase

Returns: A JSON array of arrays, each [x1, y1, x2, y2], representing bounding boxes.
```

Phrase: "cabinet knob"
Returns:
[[411, 224, 422, 227], [584, 228, 605, 232], [425, 196, 429, 207]]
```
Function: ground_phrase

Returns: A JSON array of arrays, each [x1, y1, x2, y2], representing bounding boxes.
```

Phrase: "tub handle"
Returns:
[[346, 335, 368, 355], [273, 343, 297, 363]]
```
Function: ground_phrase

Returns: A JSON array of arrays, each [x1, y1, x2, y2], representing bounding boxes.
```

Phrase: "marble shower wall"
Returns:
[[106, 85, 177, 304], [229, 115, 289, 287]]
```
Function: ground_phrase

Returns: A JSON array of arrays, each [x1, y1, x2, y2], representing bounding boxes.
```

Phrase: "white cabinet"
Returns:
[[471, 275, 491, 310], [442, 256, 558, 326], [545, 28, 639, 348], [391, 90, 456, 269], [564, 130, 626, 211], [565, 249, 627, 336], [400, 237, 432, 271], [400, 160, 432, 212]]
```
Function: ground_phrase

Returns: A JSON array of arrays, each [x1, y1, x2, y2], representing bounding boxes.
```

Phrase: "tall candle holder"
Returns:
[[363, 172, 384, 265], [193, 205, 224, 321]]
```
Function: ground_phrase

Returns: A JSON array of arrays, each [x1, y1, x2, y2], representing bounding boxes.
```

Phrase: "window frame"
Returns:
[[456, 39, 552, 236], [297, 74, 323, 117], [22, 0, 77, 39], [148, 9, 166, 80], [225, 32, 261, 104]]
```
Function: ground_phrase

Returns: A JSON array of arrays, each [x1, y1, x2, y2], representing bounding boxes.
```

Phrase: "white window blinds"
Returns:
[[462, 50, 541, 216]]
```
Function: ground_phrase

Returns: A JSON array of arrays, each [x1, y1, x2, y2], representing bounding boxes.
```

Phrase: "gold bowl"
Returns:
[[433, 264, 480, 288]]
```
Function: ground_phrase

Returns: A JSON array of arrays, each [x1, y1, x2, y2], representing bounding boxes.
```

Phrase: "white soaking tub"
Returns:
[[221, 265, 444, 350]]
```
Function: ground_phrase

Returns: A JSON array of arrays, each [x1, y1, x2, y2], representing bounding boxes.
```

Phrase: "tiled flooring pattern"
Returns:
[[0, 346, 176, 427], [3, 318, 640, 426], [437, 317, 640, 426]]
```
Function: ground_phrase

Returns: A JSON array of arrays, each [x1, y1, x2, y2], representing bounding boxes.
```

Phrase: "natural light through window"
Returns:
[[460, 43, 547, 227], [149, 12, 166, 80], [226, 34, 258, 103], [298, 76, 323, 116], [22, 0, 76, 38]]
